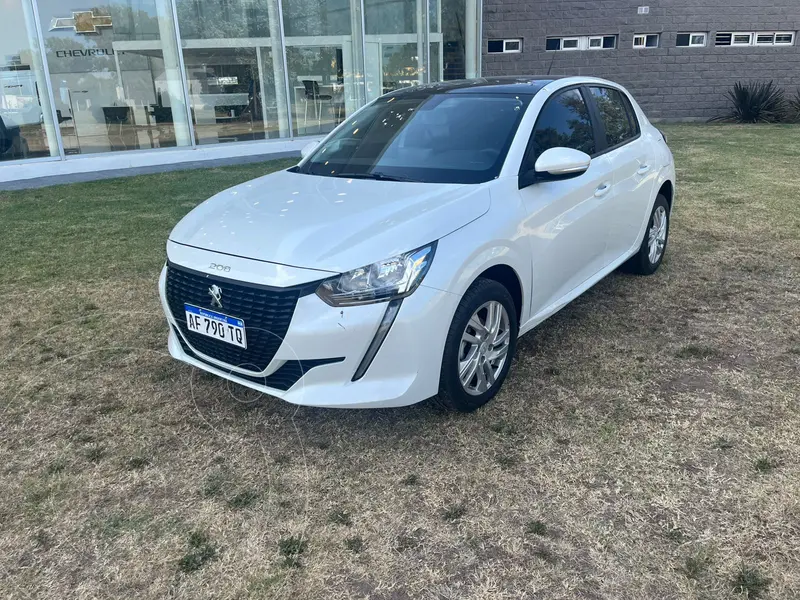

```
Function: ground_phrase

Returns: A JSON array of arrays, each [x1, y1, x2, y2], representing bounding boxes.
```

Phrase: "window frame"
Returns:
[[488, 38, 523, 54], [561, 37, 580, 51], [546, 35, 617, 52], [545, 37, 562, 51], [518, 85, 604, 180], [755, 33, 776, 45], [588, 36, 604, 49], [677, 32, 707, 47], [585, 85, 642, 155], [633, 33, 659, 49], [716, 31, 794, 47], [715, 32, 733, 46], [689, 33, 707, 46], [602, 35, 617, 49], [757, 31, 795, 45]]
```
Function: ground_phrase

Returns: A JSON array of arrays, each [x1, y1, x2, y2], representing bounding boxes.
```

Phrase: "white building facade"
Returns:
[[1, 0, 481, 182]]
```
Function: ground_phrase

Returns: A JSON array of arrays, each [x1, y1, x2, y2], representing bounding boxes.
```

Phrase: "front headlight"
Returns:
[[316, 242, 437, 306]]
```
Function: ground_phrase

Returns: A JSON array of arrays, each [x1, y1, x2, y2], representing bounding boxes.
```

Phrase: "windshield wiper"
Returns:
[[333, 171, 421, 183]]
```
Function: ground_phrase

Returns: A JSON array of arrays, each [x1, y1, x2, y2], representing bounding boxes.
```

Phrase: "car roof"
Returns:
[[385, 76, 566, 98]]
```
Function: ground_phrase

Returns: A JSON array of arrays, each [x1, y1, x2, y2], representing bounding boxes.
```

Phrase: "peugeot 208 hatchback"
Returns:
[[159, 76, 675, 411]]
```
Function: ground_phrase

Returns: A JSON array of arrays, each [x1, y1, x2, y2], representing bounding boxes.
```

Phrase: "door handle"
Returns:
[[594, 182, 611, 198], [637, 164, 651, 175]]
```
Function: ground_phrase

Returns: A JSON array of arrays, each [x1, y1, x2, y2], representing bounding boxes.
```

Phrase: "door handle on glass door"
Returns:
[[594, 183, 611, 198]]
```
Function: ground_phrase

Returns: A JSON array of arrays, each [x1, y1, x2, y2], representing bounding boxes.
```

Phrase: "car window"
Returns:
[[620, 92, 641, 136], [524, 88, 596, 171], [296, 92, 531, 184], [588, 87, 638, 147]]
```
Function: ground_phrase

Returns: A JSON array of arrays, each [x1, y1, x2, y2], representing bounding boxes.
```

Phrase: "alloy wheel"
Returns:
[[648, 205, 668, 264], [458, 301, 511, 395]]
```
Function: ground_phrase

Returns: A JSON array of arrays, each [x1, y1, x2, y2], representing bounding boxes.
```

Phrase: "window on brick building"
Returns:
[[488, 39, 523, 54], [716, 31, 795, 47], [633, 34, 659, 48], [545, 35, 617, 51], [676, 32, 707, 47]]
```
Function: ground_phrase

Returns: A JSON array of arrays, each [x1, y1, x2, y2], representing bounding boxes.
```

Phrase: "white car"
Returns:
[[159, 76, 675, 411]]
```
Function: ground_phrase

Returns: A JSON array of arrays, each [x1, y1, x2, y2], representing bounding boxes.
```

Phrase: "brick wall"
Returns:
[[482, 0, 800, 120]]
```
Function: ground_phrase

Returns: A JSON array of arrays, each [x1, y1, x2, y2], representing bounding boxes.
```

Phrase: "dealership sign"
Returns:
[[55, 48, 115, 58], [50, 11, 112, 34]]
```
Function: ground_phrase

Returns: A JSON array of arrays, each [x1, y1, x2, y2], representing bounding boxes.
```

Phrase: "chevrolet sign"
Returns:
[[50, 11, 112, 34]]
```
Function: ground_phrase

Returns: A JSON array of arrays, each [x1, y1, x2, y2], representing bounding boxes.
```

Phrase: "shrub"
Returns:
[[710, 81, 787, 123], [787, 88, 800, 123]]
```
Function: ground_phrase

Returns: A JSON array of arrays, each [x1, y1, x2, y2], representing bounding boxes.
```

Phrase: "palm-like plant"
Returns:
[[787, 88, 800, 123], [709, 81, 787, 123]]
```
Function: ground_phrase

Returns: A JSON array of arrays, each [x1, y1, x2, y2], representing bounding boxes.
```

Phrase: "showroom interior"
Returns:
[[0, 0, 481, 174]]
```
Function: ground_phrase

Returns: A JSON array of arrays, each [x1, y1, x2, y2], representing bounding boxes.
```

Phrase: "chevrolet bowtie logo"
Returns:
[[50, 11, 112, 34]]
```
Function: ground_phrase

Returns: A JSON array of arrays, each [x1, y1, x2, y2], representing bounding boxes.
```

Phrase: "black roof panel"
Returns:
[[385, 77, 563, 98]]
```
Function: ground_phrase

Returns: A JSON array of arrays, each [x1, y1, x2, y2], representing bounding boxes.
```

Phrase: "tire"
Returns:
[[622, 194, 670, 275], [437, 278, 519, 412]]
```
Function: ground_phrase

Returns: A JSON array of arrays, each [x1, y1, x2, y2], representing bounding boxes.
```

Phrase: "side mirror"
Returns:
[[534, 147, 591, 178], [519, 147, 592, 188], [300, 140, 319, 159]]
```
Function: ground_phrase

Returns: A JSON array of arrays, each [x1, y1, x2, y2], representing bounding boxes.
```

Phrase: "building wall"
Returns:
[[482, 0, 800, 121]]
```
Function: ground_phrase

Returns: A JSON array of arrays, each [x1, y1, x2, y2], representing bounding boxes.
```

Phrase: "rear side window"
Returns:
[[588, 87, 639, 147], [523, 88, 596, 170]]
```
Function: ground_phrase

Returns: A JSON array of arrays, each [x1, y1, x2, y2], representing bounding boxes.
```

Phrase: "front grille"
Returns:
[[172, 326, 343, 391], [165, 262, 320, 373]]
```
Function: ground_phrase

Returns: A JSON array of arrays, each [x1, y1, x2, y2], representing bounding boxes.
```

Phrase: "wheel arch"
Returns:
[[630, 168, 675, 252], [473, 264, 523, 323], [424, 234, 531, 326], [658, 179, 674, 211]]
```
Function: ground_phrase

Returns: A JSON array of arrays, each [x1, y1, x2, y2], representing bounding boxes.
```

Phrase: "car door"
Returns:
[[586, 86, 657, 262], [517, 87, 615, 317]]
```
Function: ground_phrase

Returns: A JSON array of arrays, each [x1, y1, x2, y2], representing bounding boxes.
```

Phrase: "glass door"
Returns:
[[282, 0, 365, 136], [364, 0, 426, 103], [175, 0, 290, 143]]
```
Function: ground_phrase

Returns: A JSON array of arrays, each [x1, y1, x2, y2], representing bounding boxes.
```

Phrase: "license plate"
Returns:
[[184, 304, 247, 348]]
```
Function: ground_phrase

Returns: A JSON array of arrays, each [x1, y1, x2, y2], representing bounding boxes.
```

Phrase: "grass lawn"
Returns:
[[1, 125, 799, 599]]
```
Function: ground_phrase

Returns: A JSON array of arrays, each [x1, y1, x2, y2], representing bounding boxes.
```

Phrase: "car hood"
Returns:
[[169, 169, 490, 273]]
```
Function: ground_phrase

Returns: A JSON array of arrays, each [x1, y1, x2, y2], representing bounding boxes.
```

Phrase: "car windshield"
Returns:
[[294, 92, 531, 184]]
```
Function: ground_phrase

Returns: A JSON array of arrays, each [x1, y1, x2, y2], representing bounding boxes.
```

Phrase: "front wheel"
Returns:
[[622, 194, 670, 275], [437, 278, 518, 412]]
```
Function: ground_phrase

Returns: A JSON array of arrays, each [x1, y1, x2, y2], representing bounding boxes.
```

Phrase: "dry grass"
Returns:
[[1, 125, 799, 599]]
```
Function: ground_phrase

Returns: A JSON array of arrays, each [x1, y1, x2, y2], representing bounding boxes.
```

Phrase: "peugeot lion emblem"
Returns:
[[208, 284, 223, 309]]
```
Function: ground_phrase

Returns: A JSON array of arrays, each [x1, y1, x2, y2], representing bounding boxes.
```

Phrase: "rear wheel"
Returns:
[[437, 278, 518, 412], [623, 194, 670, 275]]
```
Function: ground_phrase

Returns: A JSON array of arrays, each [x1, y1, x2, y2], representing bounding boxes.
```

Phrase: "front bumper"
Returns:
[[158, 257, 459, 408]]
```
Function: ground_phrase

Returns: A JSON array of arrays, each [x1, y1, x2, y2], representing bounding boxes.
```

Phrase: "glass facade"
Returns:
[[36, 0, 192, 154], [283, 0, 365, 136], [0, 0, 59, 161], [176, 0, 290, 142], [1, 0, 480, 164]]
